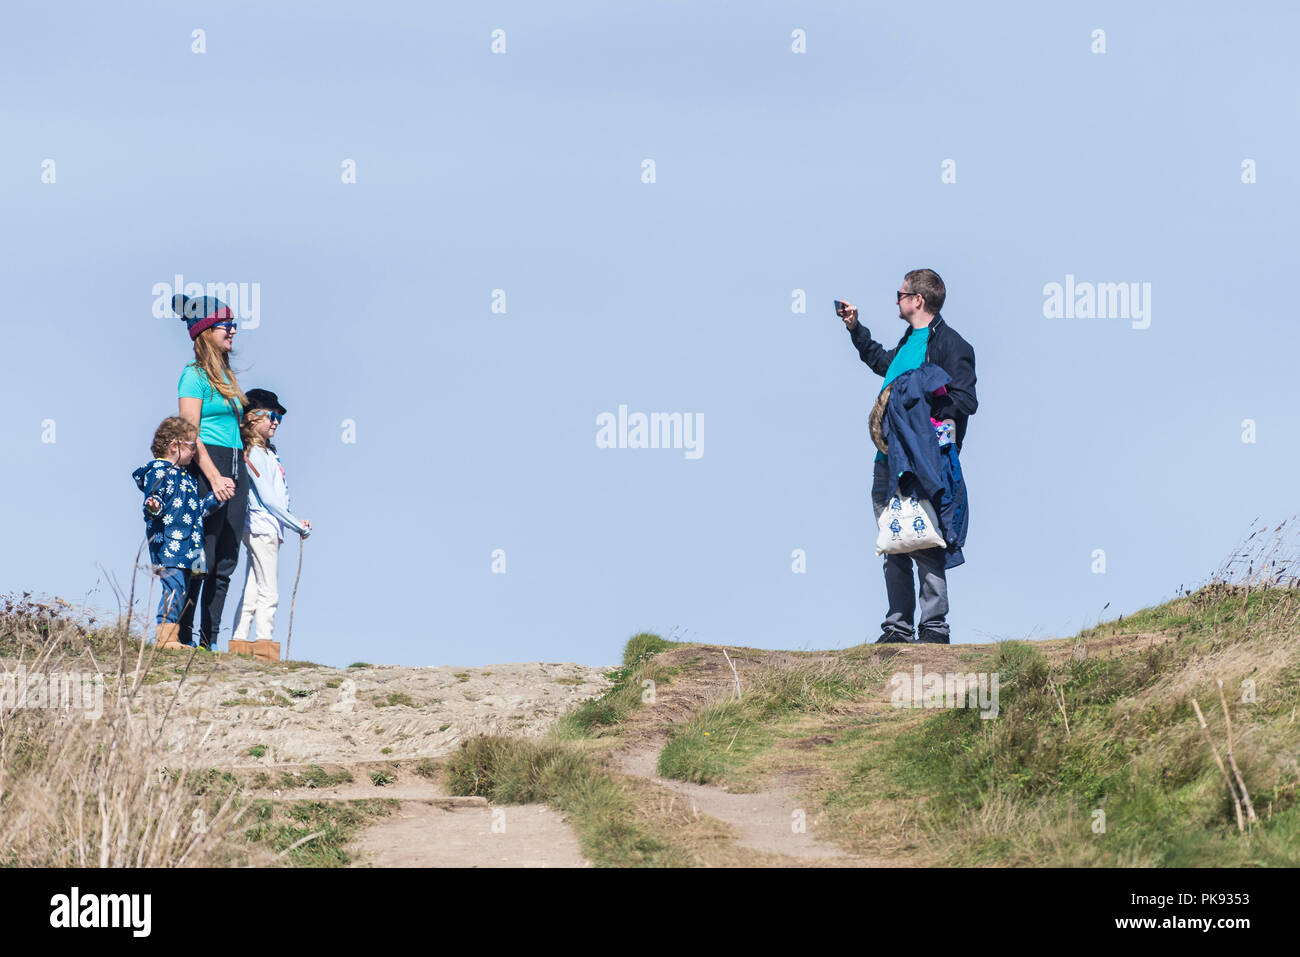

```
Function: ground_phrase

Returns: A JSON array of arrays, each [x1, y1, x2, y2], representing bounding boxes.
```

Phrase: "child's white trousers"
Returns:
[[232, 530, 280, 642]]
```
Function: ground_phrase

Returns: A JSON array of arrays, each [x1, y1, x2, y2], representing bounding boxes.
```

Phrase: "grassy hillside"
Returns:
[[446, 582, 1300, 866], [4, 527, 1297, 867], [824, 586, 1300, 866]]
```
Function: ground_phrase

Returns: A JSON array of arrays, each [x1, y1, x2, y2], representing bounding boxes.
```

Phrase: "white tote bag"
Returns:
[[875, 490, 947, 555]]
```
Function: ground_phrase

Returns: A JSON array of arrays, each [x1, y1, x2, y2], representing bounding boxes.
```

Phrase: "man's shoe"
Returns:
[[875, 631, 913, 644], [916, 630, 950, 644]]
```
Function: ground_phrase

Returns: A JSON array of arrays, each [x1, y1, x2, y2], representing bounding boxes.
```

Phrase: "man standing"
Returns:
[[839, 269, 977, 644]]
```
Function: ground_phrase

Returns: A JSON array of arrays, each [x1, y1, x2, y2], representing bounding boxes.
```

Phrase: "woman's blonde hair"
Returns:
[[191, 329, 248, 409]]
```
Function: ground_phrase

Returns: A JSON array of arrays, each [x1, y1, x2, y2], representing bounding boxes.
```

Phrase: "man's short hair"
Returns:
[[904, 268, 946, 314]]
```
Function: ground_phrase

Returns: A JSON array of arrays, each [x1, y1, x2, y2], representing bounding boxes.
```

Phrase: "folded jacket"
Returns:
[[881, 363, 969, 569]]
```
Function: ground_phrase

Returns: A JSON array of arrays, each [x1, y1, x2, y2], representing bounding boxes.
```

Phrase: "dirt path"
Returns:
[[239, 765, 591, 867], [353, 800, 587, 867], [351, 785, 589, 868], [615, 740, 856, 861], [604, 645, 884, 864]]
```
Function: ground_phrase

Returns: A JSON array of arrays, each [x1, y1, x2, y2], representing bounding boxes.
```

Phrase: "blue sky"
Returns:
[[3, 1, 1296, 667]]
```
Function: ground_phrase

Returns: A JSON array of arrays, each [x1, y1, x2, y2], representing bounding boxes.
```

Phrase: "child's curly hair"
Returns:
[[151, 417, 198, 459]]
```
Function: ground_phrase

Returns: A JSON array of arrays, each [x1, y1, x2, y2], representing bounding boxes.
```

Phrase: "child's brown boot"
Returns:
[[156, 622, 187, 651]]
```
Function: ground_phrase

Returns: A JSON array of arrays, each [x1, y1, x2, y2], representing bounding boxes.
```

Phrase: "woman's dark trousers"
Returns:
[[179, 445, 249, 649]]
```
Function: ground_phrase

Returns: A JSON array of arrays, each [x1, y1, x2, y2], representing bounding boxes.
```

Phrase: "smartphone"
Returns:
[[834, 299, 846, 315]]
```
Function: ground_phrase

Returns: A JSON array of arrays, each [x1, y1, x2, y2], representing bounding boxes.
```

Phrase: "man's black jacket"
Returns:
[[848, 311, 978, 450]]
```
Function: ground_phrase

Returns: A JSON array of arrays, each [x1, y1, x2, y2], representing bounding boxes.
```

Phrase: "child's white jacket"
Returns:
[[244, 445, 309, 542]]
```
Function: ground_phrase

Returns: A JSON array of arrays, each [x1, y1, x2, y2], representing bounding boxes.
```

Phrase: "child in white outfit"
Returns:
[[231, 390, 311, 644]]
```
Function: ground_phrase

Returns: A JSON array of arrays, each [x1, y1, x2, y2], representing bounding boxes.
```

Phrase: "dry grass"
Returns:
[[1209, 514, 1300, 590], [0, 594, 252, 867]]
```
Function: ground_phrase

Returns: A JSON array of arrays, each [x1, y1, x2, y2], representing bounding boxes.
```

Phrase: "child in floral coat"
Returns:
[[132, 417, 219, 649]]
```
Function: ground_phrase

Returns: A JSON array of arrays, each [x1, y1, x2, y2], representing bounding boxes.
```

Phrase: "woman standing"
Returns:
[[172, 293, 249, 650]]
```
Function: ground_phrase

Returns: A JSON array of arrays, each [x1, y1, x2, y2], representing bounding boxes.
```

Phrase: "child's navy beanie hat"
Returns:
[[172, 293, 234, 340]]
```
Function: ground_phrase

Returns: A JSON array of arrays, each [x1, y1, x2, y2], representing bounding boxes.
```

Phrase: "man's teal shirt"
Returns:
[[874, 326, 930, 464]]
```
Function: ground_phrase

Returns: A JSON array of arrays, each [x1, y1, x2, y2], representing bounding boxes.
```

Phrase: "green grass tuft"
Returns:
[[241, 799, 398, 866], [269, 765, 355, 790], [658, 660, 877, 784], [621, 631, 681, 667], [444, 735, 686, 866], [550, 633, 683, 740]]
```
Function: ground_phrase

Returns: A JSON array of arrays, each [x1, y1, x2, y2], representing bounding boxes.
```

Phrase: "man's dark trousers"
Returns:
[[870, 456, 949, 641]]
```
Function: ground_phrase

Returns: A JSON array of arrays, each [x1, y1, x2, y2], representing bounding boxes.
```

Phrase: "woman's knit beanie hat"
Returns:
[[172, 293, 234, 340]]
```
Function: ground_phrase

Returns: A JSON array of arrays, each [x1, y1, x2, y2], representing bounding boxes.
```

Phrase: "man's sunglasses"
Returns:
[[896, 290, 922, 303]]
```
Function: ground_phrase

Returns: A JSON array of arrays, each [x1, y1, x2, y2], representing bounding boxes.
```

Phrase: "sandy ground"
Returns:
[[113, 656, 613, 867], [134, 648, 868, 866], [141, 659, 612, 768], [352, 792, 590, 868]]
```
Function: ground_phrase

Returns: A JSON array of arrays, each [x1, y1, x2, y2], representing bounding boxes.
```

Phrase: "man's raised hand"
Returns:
[[837, 299, 859, 330]]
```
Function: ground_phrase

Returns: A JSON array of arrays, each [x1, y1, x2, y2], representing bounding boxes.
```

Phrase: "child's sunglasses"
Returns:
[[249, 409, 283, 424]]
